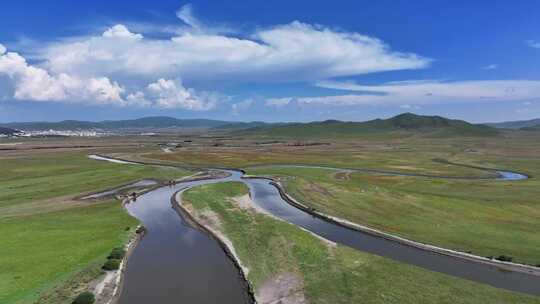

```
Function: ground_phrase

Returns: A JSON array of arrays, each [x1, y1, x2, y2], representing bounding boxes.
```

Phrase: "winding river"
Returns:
[[89, 155, 538, 302]]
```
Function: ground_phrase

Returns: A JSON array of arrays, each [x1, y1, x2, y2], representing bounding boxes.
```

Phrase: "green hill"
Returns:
[[239, 113, 499, 138]]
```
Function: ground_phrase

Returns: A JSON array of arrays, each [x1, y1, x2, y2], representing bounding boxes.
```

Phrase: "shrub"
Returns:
[[102, 259, 121, 271], [496, 255, 513, 262], [135, 226, 147, 234], [72, 291, 95, 304], [108, 247, 126, 260]]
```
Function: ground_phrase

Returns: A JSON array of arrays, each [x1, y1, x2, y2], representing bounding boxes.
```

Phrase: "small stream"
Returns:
[[88, 156, 539, 301]]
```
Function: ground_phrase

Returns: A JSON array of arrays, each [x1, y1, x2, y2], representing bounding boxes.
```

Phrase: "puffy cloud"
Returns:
[[36, 21, 429, 82], [0, 8, 433, 110], [282, 80, 540, 106], [86, 77, 125, 103], [0, 48, 124, 103], [125, 91, 151, 107], [103, 24, 143, 40], [146, 78, 216, 110], [0, 45, 217, 109]]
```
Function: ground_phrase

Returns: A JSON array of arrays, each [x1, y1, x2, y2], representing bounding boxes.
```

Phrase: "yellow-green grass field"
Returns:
[[143, 136, 529, 178], [245, 166, 540, 265], [183, 182, 540, 303]]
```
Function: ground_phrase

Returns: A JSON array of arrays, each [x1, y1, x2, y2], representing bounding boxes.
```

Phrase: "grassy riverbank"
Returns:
[[183, 182, 540, 303], [0, 150, 190, 304]]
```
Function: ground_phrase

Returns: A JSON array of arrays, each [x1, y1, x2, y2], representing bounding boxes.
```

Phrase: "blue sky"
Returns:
[[0, 0, 539, 123]]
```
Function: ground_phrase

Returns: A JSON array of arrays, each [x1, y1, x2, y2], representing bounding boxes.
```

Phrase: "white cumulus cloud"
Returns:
[[0, 44, 218, 109], [0, 47, 124, 103], [103, 24, 143, 40], [0, 7, 434, 111], [34, 21, 429, 83], [146, 78, 216, 110]]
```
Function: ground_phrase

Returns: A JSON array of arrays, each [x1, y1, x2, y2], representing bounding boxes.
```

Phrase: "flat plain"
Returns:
[[2, 129, 540, 303]]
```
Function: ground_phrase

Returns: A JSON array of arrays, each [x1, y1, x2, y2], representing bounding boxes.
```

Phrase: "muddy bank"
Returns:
[[94, 228, 142, 304]]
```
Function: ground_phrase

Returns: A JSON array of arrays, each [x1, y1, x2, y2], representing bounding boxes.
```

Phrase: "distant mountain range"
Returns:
[[0, 117, 232, 131], [486, 118, 540, 130], [238, 113, 499, 138], [0, 113, 502, 137]]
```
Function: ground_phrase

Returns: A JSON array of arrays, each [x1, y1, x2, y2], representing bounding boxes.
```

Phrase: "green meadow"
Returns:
[[183, 182, 540, 303], [0, 150, 190, 304]]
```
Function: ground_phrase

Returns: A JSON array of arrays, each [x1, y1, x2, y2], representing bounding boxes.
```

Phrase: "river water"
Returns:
[[119, 173, 252, 304]]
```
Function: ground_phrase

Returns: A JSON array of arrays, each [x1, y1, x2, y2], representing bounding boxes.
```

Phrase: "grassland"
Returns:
[[0, 202, 136, 304], [2, 131, 540, 302], [0, 150, 188, 216], [0, 148, 190, 304], [246, 166, 540, 265], [144, 137, 503, 178], [183, 182, 540, 303], [144, 133, 540, 266]]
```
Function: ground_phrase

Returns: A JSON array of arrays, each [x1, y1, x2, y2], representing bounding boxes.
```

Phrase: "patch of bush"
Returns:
[[496, 255, 513, 262], [72, 291, 95, 304], [536, 264, 540, 268], [135, 226, 147, 234], [108, 247, 126, 260], [102, 259, 121, 271]]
